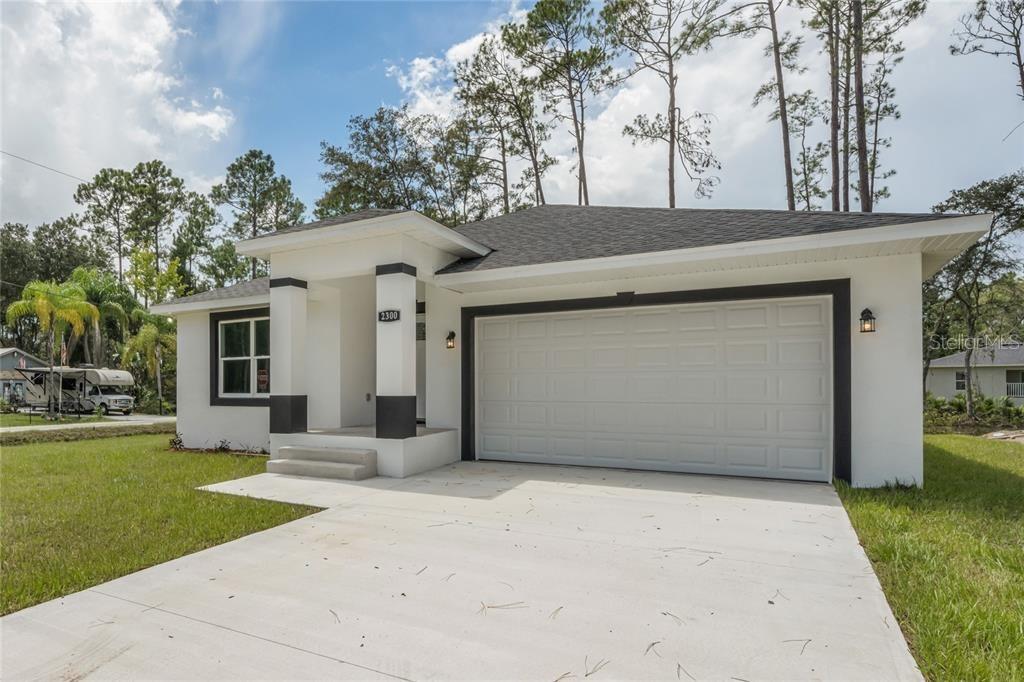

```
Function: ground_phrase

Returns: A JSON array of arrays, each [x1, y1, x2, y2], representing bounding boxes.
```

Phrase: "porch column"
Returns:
[[270, 277, 307, 433], [375, 263, 417, 438]]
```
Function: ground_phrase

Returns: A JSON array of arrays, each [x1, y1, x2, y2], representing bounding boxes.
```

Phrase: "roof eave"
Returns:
[[436, 213, 992, 289], [235, 211, 491, 259], [150, 294, 270, 317]]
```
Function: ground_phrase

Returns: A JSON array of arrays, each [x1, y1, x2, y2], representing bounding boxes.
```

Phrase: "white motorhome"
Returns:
[[19, 367, 135, 415]]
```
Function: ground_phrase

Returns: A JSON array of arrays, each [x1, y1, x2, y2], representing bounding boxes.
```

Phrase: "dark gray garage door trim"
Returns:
[[460, 279, 852, 483]]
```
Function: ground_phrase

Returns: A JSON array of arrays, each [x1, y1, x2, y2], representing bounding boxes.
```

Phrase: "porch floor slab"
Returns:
[[1, 462, 920, 681]]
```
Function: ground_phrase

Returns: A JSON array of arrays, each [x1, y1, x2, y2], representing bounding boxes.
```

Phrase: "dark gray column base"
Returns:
[[376, 396, 416, 439], [270, 395, 307, 433]]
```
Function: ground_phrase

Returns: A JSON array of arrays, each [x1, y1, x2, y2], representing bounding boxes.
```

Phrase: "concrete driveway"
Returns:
[[1, 462, 920, 681]]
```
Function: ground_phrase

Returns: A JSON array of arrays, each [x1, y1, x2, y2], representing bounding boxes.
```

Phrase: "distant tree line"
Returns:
[[0, 151, 306, 411], [315, 0, 1021, 216]]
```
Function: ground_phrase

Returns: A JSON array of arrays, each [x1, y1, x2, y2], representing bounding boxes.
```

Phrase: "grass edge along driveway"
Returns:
[[839, 434, 1024, 681], [1, 434, 317, 615]]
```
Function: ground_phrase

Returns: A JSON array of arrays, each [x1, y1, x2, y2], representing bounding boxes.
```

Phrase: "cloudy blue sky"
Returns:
[[1, 0, 1020, 230]]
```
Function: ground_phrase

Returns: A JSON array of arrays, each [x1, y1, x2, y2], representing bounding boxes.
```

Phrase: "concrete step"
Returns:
[[266, 458, 377, 481], [277, 446, 376, 467]]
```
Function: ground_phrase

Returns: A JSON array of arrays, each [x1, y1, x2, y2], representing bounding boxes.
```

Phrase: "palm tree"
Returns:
[[69, 267, 129, 366], [5, 281, 98, 415], [122, 312, 175, 415]]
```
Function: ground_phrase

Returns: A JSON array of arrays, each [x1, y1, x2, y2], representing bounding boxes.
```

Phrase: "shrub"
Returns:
[[924, 391, 1024, 433]]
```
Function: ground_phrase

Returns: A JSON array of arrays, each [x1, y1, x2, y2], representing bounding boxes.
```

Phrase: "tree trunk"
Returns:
[[115, 219, 124, 284], [841, 11, 852, 213], [963, 346, 976, 420], [251, 215, 259, 280], [768, 0, 795, 211], [828, 1, 841, 211], [47, 328, 56, 417], [667, 68, 678, 209], [852, 0, 871, 212], [498, 127, 510, 214], [922, 355, 935, 402], [155, 343, 164, 416], [569, 81, 590, 206], [1015, 41, 1024, 101], [82, 331, 92, 366]]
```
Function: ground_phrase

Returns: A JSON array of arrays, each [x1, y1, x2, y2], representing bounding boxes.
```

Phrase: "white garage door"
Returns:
[[475, 296, 833, 482]]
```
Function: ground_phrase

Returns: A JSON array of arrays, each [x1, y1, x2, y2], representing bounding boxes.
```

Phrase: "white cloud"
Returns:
[[0, 1, 236, 225], [387, 0, 1018, 212]]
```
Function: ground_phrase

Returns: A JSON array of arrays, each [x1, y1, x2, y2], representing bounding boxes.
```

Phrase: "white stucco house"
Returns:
[[151, 205, 991, 487], [927, 344, 1024, 405]]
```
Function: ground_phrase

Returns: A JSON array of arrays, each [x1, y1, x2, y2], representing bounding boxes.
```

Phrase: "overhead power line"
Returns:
[[0, 150, 89, 183]]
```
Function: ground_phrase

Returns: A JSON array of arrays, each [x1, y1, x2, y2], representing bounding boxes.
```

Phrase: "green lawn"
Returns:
[[0, 434, 317, 615], [0, 412, 107, 428], [839, 435, 1024, 681]]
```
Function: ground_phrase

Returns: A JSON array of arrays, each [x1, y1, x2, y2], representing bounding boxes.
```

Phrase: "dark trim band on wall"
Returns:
[[460, 279, 853, 484], [209, 307, 271, 408], [376, 395, 417, 439], [270, 395, 307, 433], [269, 277, 307, 289], [376, 262, 417, 277]]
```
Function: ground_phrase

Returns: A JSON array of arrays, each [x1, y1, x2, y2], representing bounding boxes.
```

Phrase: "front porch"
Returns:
[[270, 426, 458, 478], [262, 249, 466, 478]]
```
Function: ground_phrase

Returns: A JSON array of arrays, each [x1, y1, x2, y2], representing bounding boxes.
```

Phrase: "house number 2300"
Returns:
[[378, 310, 400, 322]]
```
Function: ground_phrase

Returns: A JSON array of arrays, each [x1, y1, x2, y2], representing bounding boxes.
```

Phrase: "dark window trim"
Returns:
[[460, 279, 853, 483], [376, 262, 417, 276], [269, 277, 307, 289], [210, 307, 271, 407]]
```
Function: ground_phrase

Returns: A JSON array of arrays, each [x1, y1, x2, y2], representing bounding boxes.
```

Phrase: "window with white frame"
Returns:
[[218, 317, 270, 397], [955, 371, 967, 391]]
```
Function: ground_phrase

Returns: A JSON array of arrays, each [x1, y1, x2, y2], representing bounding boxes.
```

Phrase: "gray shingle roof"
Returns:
[[438, 204, 965, 274], [247, 208, 409, 241], [159, 277, 269, 307], [930, 344, 1024, 367]]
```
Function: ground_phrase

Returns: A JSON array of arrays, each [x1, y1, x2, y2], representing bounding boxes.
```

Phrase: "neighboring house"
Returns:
[[151, 205, 991, 487], [0, 347, 45, 403], [927, 344, 1024, 405]]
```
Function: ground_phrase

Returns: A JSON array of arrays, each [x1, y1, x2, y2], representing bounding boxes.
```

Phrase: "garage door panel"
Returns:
[[725, 375, 771, 401], [477, 296, 832, 482], [726, 444, 770, 468], [677, 375, 719, 400], [678, 342, 719, 366], [553, 348, 587, 369], [679, 308, 719, 331], [778, 407, 828, 436], [725, 304, 770, 329], [777, 301, 826, 327], [778, 373, 827, 402], [778, 446, 827, 472], [778, 338, 827, 365], [725, 340, 770, 365], [515, 349, 547, 370], [725, 407, 770, 433]]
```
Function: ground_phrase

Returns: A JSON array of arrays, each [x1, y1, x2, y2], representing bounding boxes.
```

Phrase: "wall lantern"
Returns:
[[446, 331, 457, 349], [859, 308, 877, 333]]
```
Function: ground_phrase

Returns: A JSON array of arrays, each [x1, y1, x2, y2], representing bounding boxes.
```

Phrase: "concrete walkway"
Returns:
[[1, 462, 920, 680], [0, 414, 175, 433]]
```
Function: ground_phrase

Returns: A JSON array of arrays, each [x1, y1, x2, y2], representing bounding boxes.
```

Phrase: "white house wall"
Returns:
[[306, 285, 341, 429], [927, 366, 1023, 404], [269, 234, 459, 284], [175, 311, 270, 451], [424, 283, 463, 433], [338, 275, 377, 426], [447, 252, 924, 488]]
